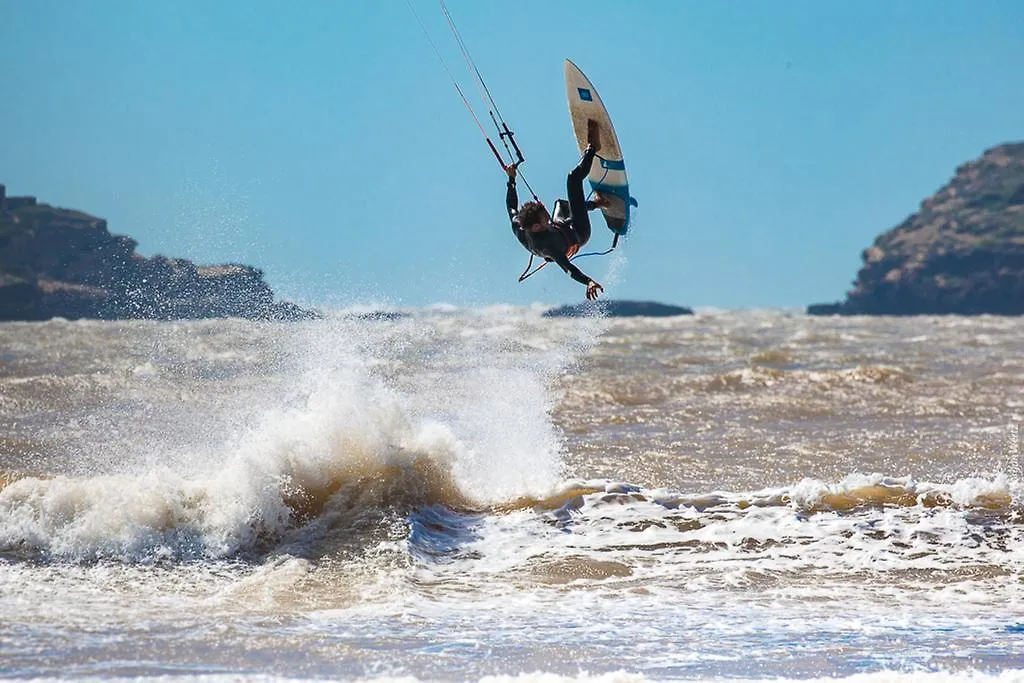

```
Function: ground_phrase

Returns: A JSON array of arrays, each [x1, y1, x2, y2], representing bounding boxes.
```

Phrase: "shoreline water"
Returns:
[[1, 309, 1022, 680]]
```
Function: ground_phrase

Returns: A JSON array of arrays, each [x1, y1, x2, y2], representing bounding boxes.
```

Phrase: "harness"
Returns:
[[553, 220, 581, 254], [517, 220, 581, 282]]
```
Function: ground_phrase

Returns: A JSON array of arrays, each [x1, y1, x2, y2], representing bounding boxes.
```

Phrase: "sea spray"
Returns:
[[0, 307, 611, 560], [315, 307, 610, 503], [3, 311, 1024, 678]]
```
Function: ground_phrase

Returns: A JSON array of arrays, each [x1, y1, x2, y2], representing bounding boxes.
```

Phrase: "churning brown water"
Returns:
[[1, 309, 1022, 681]]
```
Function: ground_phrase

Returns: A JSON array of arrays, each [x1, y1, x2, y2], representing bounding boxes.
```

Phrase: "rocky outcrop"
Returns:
[[809, 142, 1024, 315], [543, 300, 693, 318], [0, 185, 316, 321]]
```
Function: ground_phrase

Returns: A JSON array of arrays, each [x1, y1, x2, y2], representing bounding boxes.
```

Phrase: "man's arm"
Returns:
[[506, 164, 519, 227], [553, 252, 605, 300], [552, 251, 591, 286]]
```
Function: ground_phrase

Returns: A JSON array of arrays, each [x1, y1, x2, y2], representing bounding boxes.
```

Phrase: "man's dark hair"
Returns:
[[516, 201, 549, 229]]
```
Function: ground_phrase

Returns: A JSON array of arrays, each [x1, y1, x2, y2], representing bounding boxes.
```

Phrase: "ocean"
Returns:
[[1, 308, 1022, 681]]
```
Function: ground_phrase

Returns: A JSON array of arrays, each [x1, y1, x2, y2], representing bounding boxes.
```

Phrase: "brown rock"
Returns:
[[0, 187, 318, 321], [809, 141, 1024, 315]]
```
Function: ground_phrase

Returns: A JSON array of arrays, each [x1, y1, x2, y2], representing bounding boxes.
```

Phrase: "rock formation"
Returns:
[[809, 142, 1024, 315], [0, 184, 316, 321], [543, 300, 693, 318]]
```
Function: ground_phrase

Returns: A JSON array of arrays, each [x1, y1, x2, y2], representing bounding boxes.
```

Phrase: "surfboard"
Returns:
[[564, 59, 636, 236]]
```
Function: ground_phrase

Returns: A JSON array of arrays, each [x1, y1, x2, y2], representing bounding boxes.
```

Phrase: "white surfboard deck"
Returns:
[[564, 59, 634, 235]]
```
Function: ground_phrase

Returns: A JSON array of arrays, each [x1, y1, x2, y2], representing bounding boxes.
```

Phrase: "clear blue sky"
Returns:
[[2, 1, 1022, 309]]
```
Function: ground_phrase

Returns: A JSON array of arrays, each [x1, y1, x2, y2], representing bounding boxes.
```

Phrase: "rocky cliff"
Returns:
[[0, 185, 316, 321], [809, 142, 1024, 315]]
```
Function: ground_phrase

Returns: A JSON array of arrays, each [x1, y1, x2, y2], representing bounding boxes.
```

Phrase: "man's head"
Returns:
[[517, 201, 551, 232]]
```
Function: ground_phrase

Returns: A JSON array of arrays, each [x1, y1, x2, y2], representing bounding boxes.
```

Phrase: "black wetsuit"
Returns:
[[507, 145, 599, 285]]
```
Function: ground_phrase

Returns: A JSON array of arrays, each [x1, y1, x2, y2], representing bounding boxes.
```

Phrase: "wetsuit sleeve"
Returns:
[[506, 178, 519, 227], [552, 251, 592, 286]]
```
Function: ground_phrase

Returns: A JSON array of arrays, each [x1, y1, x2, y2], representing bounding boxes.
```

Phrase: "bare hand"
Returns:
[[586, 280, 604, 301], [505, 162, 520, 179]]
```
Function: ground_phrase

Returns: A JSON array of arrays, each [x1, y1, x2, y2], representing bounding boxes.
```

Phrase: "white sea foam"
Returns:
[[0, 309, 607, 559], [13, 670, 1023, 683], [3, 310, 1024, 679]]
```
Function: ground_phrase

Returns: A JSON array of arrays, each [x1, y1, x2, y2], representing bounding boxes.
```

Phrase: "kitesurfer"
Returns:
[[506, 124, 608, 300]]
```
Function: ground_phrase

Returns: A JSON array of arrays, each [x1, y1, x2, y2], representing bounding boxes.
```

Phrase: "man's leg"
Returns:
[[566, 145, 597, 247]]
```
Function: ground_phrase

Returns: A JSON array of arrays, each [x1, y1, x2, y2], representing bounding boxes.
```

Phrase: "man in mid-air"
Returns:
[[506, 124, 608, 300]]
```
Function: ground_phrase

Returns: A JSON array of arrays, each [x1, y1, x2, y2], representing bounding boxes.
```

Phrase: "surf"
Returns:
[[0, 309, 604, 563]]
